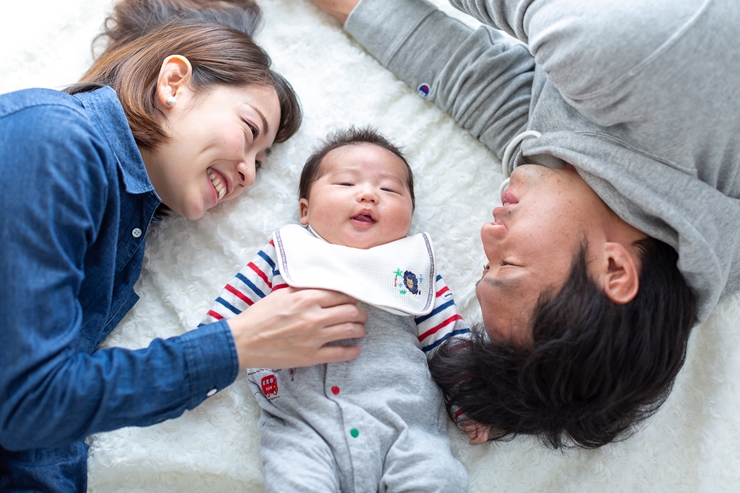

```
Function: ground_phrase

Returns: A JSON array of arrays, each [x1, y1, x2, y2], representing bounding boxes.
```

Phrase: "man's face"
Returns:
[[476, 164, 611, 342]]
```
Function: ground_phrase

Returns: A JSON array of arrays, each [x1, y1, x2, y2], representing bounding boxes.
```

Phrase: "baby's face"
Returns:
[[300, 144, 413, 249]]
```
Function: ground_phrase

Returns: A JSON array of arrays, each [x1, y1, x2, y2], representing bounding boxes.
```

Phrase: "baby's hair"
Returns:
[[299, 126, 415, 209]]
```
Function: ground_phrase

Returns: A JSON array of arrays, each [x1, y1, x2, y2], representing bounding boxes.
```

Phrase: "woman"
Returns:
[[0, 0, 366, 490]]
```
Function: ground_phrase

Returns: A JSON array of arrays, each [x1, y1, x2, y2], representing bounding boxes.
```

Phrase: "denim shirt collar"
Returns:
[[73, 86, 157, 197]]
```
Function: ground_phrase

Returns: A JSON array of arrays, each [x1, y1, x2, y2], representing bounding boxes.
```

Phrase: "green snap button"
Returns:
[[350, 428, 359, 438]]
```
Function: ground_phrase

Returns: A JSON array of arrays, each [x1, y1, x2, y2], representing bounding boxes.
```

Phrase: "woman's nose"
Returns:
[[236, 160, 256, 188]]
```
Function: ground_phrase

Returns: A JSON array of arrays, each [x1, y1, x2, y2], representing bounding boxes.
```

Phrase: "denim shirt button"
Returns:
[[131, 227, 142, 238], [206, 387, 218, 397]]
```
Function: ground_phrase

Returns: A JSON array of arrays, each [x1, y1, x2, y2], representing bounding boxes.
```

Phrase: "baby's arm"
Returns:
[[200, 239, 283, 325], [416, 276, 494, 444], [414, 274, 471, 355]]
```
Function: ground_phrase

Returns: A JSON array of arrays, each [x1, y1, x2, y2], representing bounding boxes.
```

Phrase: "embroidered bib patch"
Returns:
[[394, 269, 423, 296]]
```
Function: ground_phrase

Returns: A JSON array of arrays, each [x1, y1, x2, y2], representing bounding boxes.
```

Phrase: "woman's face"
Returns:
[[143, 83, 281, 220]]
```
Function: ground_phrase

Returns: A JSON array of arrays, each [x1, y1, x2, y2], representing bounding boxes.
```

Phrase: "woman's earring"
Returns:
[[166, 96, 176, 107]]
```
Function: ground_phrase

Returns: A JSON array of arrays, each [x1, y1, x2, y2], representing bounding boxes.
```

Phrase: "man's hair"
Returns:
[[299, 126, 415, 209], [429, 237, 698, 448], [66, 0, 301, 149]]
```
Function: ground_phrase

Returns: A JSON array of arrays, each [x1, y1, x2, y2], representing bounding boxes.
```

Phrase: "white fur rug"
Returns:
[[3, 1, 740, 491]]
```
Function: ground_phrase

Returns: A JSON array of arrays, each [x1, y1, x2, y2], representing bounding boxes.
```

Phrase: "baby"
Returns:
[[200, 127, 471, 492]]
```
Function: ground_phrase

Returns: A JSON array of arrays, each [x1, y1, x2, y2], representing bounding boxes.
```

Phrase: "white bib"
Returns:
[[273, 224, 437, 316]]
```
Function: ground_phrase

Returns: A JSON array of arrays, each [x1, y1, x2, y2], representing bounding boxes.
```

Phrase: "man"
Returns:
[[313, 0, 740, 447]]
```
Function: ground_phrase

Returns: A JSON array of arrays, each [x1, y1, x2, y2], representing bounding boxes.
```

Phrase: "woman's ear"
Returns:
[[598, 242, 641, 305], [156, 55, 193, 109], [299, 198, 310, 225]]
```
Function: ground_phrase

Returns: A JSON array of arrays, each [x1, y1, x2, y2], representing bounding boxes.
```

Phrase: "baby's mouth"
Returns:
[[351, 211, 376, 223], [208, 169, 226, 201]]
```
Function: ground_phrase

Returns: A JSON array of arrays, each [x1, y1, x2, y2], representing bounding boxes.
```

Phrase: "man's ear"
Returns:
[[156, 55, 193, 109], [598, 242, 640, 305], [299, 198, 309, 225]]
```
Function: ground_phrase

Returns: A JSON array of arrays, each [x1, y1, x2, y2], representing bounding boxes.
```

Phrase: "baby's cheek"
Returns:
[[393, 206, 413, 235]]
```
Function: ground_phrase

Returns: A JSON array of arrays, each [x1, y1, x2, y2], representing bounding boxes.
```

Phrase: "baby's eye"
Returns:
[[335, 182, 353, 186], [500, 260, 511, 266], [255, 160, 262, 170], [380, 187, 398, 193]]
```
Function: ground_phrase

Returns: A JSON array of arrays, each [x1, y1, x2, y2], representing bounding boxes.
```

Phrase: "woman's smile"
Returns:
[[208, 168, 229, 201]]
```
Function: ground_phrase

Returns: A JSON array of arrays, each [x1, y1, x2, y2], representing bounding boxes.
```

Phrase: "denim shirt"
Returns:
[[0, 87, 239, 491]]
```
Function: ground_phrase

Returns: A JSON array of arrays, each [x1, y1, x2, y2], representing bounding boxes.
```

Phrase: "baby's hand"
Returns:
[[461, 420, 491, 444]]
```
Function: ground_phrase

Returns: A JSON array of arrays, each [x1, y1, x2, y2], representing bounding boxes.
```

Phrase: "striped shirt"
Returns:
[[200, 238, 470, 357]]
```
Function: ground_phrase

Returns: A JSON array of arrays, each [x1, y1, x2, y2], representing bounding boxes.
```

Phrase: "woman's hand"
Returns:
[[461, 420, 491, 444], [311, 0, 360, 25], [227, 287, 367, 369]]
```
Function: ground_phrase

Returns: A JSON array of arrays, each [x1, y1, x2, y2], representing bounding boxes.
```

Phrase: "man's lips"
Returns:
[[491, 188, 518, 225], [501, 188, 518, 206]]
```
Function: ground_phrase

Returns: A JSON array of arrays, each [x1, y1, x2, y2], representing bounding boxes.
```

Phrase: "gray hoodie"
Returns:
[[345, 0, 740, 321]]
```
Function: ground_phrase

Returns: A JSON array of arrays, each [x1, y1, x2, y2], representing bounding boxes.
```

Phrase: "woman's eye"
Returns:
[[244, 120, 259, 138]]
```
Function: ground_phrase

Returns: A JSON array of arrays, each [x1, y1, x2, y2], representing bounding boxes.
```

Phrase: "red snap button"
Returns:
[[331, 386, 340, 395]]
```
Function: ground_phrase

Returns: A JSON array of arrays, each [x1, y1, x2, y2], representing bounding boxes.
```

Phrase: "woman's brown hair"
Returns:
[[67, 0, 301, 149]]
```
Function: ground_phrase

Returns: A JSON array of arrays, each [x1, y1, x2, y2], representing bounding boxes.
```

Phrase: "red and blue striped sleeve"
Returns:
[[414, 274, 470, 356], [199, 239, 285, 325]]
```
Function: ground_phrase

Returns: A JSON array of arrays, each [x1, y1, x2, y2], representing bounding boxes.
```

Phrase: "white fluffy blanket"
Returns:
[[3, 0, 740, 491]]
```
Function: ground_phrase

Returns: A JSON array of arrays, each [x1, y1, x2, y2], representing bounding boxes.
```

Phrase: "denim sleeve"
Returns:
[[345, 0, 533, 159], [0, 103, 238, 450]]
